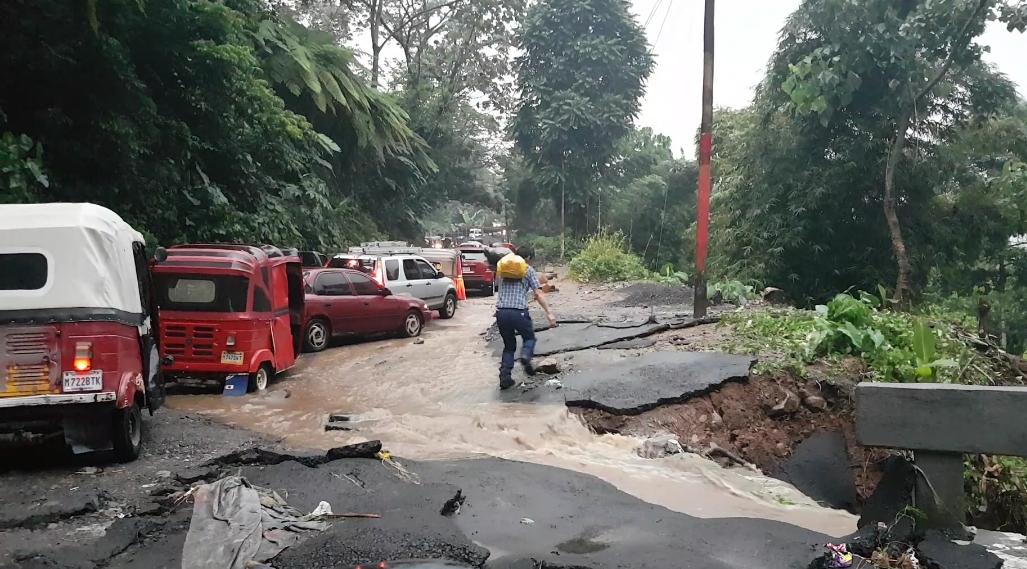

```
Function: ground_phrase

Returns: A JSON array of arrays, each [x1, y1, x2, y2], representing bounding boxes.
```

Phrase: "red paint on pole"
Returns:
[[695, 132, 713, 273]]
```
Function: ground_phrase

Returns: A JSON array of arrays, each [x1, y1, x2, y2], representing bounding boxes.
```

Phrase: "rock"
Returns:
[[328, 413, 351, 422], [919, 530, 1003, 569], [324, 440, 382, 461], [544, 378, 563, 389], [413, 338, 425, 345], [803, 395, 828, 412], [762, 287, 788, 304], [133, 501, 165, 517], [768, 389, 801, 417], [638, 435, 684, 459], [175, 466, 218, 484], [535, 359, 560, 374], [710, 410, 723, 427], [155, 470, 173, 479]]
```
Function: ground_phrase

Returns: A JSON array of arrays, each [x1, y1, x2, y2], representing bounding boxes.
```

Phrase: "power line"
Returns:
[[651, 0, 674, 52], [643, 0, 664, 30]]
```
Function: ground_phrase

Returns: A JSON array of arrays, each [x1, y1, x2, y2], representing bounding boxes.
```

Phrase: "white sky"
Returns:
[[631, 0, 1027, 156]]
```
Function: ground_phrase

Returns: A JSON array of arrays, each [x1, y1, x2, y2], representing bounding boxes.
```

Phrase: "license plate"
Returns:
[[221, 351, 244, 365], [62, 370, 103, 392]]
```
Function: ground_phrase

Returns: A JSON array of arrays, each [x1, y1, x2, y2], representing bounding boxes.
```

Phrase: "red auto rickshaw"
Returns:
[[152, 245, 304, 392], [0, 203, 164, 461]]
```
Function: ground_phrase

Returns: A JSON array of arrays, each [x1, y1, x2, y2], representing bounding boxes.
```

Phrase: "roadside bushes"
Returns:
[[568, 233, 649, 283], [518, 234, 583, 264]]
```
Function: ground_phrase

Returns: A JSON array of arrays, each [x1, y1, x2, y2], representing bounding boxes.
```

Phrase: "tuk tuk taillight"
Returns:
[[226, 335, 236, 347], [73, 342, 93, 372]]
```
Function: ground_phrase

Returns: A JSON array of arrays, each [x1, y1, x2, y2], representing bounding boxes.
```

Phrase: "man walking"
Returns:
[[495, 245, 557, 390]]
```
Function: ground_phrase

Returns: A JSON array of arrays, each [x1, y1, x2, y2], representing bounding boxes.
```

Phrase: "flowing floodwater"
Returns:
[[169, 297, 857, 537]]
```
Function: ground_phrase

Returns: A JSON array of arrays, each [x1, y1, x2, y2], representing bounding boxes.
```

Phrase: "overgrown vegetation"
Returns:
[[722, 292, 1009, 385], [568, 233, 649, 283]]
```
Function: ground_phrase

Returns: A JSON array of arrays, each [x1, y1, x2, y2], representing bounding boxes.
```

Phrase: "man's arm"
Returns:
[[527, 269, 557, 326]]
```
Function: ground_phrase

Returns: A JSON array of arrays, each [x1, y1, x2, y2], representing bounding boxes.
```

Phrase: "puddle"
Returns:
[[168, 297, 857, 537]]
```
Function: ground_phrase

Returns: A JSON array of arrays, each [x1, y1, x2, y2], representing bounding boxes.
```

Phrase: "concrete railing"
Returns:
[[856, 382, 1027, 531]]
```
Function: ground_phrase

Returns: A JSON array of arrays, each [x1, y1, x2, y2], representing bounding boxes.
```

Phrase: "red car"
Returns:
[[459, 245, 495, 296], [302, 268, 432, 352]]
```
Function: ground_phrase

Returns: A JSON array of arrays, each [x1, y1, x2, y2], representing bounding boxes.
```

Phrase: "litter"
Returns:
[[824, 543, 852, 569], [180, 476, 328, 569], [544, 378, 563, 389], [377, 450, 421, 485], [308, 501, 333, 517], [520, 517, 535, 525]]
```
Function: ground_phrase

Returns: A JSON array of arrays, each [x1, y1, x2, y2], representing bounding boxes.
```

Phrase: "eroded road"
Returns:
[[167, 290, 856, 531], [1, 283, 864, 569]]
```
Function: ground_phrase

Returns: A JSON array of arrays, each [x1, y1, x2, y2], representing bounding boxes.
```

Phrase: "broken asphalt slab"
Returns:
[[771, 431, 858, 513], [530, 322, 668, 356], [0, 492, 100, 530], [561, 351, 755, 415]]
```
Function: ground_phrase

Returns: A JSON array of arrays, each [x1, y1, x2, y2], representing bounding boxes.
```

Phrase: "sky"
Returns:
[[630, 0, 1027, 156]]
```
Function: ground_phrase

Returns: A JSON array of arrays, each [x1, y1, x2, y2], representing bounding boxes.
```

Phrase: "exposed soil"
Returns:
[[574, 342, 890, 507], [613, 282, 695, 307]]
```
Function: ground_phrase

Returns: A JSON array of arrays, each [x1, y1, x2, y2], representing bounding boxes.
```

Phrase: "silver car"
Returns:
[[329, 253, 458, 319]]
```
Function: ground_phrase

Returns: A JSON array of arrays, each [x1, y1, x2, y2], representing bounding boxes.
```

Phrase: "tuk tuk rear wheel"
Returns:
[[112, 403, 142, 462], [249, 363, 272, 393]]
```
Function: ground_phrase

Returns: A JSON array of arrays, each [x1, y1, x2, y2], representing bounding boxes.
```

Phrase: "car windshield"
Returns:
[[460, 251, 486, 262], [155, 274, 250, 312]]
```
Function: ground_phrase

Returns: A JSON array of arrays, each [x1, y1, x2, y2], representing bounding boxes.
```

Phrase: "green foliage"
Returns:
[[724, 292, 985, 383], [652, 266, 690, 286], [512, 0, 653, 233], [966, 455, 1027, 533], [710, 280, 756, 305], [568, 232, 650, 283], [706, 1, 1026, 303], [0, 130, 49, 202], [0, 0, 438, 248], [518, 234, 583, 265]]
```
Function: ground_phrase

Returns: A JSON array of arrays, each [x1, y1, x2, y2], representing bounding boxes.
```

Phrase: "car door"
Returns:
[[346, 271, 397, 334], [382, 257, 402, 290], [313, 271, 359, 335], [415, 258, 445, 306], [400, 258, 426, 301]]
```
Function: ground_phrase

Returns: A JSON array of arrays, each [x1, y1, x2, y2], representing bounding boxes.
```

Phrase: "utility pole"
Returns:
[[693, 0, 714, 318]]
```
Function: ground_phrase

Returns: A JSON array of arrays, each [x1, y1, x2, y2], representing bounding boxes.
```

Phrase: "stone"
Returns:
[[155, 470, 173, 479], [413, 338, 425, 345], [762, 287, 788, 304], [638, 435, 685, 459], [175, 466, 218, 484], [768, 389, 800, 417], [535, 359, 560, 374], [803, 395, 828, 411]]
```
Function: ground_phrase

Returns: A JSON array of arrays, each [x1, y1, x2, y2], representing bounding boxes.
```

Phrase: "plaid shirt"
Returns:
[[496, 267, 540, 310]]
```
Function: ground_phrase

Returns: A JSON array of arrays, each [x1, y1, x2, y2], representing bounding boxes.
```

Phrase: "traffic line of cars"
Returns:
[[0, 204, 476, 461]]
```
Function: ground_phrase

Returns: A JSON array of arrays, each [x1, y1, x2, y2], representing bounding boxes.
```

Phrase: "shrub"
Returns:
[[710, 280, 756, 305], [518, 234, 583, 264], [568, 232, 650, 283]]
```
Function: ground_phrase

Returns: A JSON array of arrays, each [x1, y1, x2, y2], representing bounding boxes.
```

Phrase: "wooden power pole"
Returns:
[[693, 0, 714, 318]]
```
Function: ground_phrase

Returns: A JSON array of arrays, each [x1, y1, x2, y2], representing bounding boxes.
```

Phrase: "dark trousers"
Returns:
[[496, 308, 535, 381]]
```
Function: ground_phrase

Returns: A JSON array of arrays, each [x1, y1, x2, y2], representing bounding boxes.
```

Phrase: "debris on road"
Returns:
[[520, 517, 535, 525], [414, 338, 425, 344], [181, 476, 328, 569], [637, 435, 684, 459], [440, 490, 465, 516]]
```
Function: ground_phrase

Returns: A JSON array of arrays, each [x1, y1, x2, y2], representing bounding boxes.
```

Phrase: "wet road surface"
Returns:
[[168, 293, 858, 536]]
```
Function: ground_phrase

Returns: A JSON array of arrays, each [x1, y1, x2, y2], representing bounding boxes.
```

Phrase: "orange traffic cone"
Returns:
[[455, 274, 467, 300]]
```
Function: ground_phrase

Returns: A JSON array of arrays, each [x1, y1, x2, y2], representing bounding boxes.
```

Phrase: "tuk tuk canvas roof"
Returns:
[[0, 203, 145, 315]]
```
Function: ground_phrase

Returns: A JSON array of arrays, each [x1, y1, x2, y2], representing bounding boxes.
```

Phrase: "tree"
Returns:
[[511, 0, 653, 239], [775, 0, 1027, 304]]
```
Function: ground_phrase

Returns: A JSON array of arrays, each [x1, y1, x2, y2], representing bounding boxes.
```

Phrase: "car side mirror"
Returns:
[[380, 287, 392, 296], [435, 272, 445, 279]]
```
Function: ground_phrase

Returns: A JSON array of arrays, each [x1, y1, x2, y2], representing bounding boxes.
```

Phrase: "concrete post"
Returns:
[[913, 451, 967, 535]]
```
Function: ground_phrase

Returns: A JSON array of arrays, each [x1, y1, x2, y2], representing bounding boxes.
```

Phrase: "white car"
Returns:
[[329, 253, 458, 319]]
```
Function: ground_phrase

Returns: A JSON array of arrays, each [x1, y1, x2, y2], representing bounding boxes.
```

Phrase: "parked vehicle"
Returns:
[[298, 251, 328, 268], [301, 269, 432, 352], [152, 244, 305, 392], [0, 203, 164, 461], [458, 244, 495, 296], [326, 254, 375, 274], [336, 243, 459, 319]]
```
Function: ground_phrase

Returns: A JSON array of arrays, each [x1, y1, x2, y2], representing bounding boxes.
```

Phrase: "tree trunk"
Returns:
[[884, 110, 912, 306], [369, 0, 384, 87]]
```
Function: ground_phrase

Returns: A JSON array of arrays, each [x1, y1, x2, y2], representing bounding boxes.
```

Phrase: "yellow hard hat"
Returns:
[[497, 253, 529, 279]]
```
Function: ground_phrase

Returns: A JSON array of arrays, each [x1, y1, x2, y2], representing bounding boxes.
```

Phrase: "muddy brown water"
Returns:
[[168, 295, 857, 537]]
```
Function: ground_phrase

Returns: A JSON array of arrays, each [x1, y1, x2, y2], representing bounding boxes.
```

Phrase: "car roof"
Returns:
[[303, 267, 370, 278]]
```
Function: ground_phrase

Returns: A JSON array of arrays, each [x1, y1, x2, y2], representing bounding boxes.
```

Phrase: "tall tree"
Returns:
[[776, 0, 1027, 304], [511, 0, 653, 240]]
